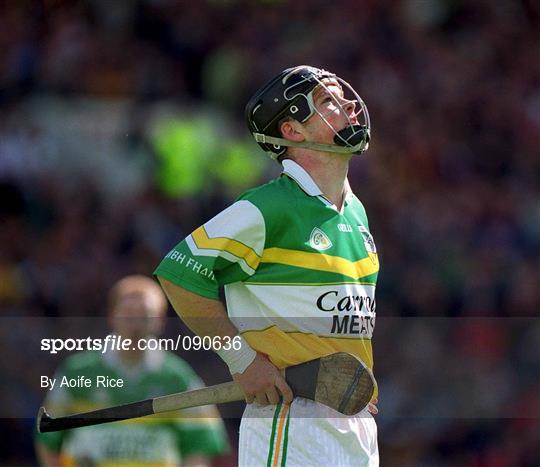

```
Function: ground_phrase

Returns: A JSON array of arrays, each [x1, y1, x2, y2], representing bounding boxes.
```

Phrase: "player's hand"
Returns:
[[232, 353, 293, 406], [368, 397, 378, 415]]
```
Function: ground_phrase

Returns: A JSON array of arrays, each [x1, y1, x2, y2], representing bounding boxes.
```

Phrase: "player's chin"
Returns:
[[340, 120, 358, 130]]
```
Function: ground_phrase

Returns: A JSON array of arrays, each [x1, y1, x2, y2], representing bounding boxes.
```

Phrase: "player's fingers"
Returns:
[[368, 397, 378, 414], [255, 392, 269, 406], [274, 376, 293, 404], [266, 387, 281, 405]]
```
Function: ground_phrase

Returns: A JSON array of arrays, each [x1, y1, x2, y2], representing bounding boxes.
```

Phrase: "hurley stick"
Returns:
[[38, 352, 375, 433]]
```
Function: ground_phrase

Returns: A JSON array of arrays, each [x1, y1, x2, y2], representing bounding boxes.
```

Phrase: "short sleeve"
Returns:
[[154, 200, 265, 299]]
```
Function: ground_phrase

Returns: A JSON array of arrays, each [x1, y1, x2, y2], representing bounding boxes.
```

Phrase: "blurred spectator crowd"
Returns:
[[1, 0, 539, 465]]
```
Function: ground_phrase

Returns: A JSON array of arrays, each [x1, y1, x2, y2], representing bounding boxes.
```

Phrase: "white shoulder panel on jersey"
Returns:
[[204, 200, 266, 256], [185, 200, 266, 275]]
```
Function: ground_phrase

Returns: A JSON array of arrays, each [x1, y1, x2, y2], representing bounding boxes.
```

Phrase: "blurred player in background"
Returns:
[[34, 275, 229, 466], [155, 66, 379, 466]]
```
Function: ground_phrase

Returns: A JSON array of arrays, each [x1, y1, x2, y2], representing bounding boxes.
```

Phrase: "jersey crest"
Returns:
[[358, 225, 377, 254], [309, 227, 333, 251]]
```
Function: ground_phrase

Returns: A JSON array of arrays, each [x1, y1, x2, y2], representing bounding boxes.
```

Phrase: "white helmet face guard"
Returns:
[[290, 74, 371, 153], [252, 67, 371, 159]]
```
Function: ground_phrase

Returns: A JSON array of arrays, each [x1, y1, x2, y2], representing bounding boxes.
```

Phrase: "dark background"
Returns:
[[1, 0, 539, 465]]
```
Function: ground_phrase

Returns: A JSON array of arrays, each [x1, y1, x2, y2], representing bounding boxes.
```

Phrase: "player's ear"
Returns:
[[280, 119, 305, 142]]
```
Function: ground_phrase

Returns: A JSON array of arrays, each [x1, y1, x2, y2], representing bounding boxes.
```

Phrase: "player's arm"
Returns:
[[155, 200, 292, 405], [158, 278, 292, 405]]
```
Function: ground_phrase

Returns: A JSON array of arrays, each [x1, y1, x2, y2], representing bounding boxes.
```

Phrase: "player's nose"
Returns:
[[342, 99, 358, 122]]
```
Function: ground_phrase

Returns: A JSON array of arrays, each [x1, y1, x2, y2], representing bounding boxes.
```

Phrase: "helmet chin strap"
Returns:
[[254, 125, 370, 158]]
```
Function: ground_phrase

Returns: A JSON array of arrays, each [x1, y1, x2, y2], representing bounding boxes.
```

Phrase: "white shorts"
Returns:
[[238, 397, 379, 467]]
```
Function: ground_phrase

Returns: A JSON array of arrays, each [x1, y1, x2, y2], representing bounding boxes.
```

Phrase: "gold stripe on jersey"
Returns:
[[191, 226, 261, 270], [260, 248, 379, 280], [241, 325, 374, 369]]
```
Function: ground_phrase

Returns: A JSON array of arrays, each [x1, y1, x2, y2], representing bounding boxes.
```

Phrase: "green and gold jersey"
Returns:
[[35, 350, 229, 466], [155, 160, 379, 372]]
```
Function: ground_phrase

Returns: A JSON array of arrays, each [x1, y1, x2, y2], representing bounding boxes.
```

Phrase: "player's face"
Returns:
[[109, 294, 164, 340], [302, 79, 358, 145]]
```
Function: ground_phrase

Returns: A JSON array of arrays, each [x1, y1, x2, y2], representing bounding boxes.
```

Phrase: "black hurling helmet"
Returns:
[[245, 65, 370, 159]]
